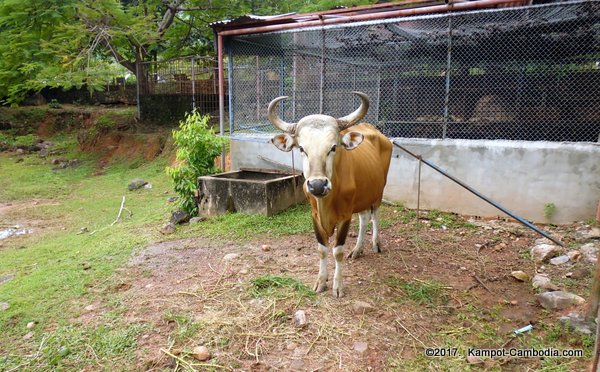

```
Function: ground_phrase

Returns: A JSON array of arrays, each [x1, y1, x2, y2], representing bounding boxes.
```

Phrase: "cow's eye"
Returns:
[[298, 146, 305, 154], [329, 145, 337, 154]]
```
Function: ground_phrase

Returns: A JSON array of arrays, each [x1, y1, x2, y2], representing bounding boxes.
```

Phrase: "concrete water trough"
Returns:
[[197, 169, 305, 216]]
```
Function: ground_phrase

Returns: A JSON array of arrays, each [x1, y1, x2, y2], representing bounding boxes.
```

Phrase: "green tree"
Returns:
[[0, 0, 374, 104]]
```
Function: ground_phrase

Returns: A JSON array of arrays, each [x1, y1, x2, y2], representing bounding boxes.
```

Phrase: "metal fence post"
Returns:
[[217, 33, 226, 170], [319, 26, 325, 114], [443, 15, 453, 140], [228, 49, 234, 134], [191, 57, 196, 111]]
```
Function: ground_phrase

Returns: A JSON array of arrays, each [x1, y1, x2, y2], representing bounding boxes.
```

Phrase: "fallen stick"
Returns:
[[395, 319, 427, 348], [476, 242, 490, 254], [160, 348, 230, 371], [110, 196, 126, 226], [472, 275, 493, 294], [90, 196, 126, 235]]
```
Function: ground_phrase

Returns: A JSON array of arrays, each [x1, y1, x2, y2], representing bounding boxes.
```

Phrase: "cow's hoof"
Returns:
[[314, 281, 327, 293], [373, 242, 381, 253], [332, 286, 345, 298], [346, 248, 362, 260]]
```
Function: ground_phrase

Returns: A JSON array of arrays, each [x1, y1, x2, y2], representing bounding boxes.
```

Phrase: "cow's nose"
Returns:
[[307, 179, 329, 197]]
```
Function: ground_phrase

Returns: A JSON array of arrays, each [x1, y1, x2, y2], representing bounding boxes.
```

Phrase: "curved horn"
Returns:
[[337, 91, 369, 130], [268, 96, 297, 133]]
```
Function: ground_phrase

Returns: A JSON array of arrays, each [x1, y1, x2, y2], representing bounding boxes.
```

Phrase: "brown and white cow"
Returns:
[[268, 92, 393, 297]]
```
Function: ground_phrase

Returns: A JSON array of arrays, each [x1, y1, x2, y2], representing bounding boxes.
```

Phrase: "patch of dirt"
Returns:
[[79, 132, 166, 163], [105, 216, 594, 371], [0, 200, 63, 247]]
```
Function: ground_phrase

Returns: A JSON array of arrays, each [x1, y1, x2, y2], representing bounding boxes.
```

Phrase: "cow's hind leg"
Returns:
[[372, 205, 382, 253], [333, 220, 351, 298], [346, 210, 369, 259]]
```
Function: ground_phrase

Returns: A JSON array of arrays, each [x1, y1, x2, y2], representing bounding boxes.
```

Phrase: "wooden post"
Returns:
[[588, 257, 600, 322]]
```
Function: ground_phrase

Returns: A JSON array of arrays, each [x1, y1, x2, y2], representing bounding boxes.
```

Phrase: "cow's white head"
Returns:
[[268, 92, 369, 198]]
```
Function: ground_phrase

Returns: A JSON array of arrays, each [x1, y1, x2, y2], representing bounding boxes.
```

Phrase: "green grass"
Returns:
[[164, 312, 204, 344], [385, 276, 448, 307], [0, 137, 173, 370], [249, 274, 316, 300], [174, 203, 313, 241], [427, 209, 477, 229]]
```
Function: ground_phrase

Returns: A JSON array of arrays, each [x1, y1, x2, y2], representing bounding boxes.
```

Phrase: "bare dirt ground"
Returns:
[[93, 213, 595, 371]]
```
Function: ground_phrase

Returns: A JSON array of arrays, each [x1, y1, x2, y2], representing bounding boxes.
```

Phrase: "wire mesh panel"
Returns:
[[226, 0, 600, 142], [138, 57, 225, 123]]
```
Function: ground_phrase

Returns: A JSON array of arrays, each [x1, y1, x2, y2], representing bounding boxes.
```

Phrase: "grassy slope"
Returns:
[[0, 138, 171, 369]]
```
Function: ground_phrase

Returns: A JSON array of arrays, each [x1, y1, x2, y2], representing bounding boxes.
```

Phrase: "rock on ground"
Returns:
[[570, 267, 591, 279], [567, 250, 581, 262], [580, 243, 598, 263], [160, 223, 176, 235], [574, 227, 600, 241], [293, 310, 307, 328], [223, 253, 240, 261], [530, 243, 561, 263], [532, 274, 560, 291], [192, 345, 211, 361], [536, 291, 585, 310], [511, 271, 529, 282], [549, 255, 569, 265], [353, 341, 368, 354], [128, 178, 148, 191], [352, 300, 375, 315], [558, 312, 594, 335], [170, 210, 191, 225], [0, 274, 15, 285]]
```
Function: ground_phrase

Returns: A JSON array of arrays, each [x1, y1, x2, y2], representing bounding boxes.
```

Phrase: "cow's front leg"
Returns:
[[312, 218, 329, 293], [333, 220, 351, 298], [314, 243, 328, 292]]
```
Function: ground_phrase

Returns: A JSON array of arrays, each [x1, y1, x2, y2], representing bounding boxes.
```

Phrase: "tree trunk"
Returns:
[[135, 48, 150, 95]]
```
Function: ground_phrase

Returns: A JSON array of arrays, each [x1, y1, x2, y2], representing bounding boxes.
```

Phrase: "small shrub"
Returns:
[[48, 99, 61, 109], [543, 202, 557, 220], [13, 134, 36, 147], [96, 115, 115, 130], [166, 111, 227, 216]]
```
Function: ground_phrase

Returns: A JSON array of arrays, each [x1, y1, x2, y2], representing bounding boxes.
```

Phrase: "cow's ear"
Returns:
[[271, 133, 295, 152], [341, 132, 364, 150]]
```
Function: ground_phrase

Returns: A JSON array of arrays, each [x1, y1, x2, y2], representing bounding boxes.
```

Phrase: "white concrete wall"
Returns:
[[231, 134, 600, 223]]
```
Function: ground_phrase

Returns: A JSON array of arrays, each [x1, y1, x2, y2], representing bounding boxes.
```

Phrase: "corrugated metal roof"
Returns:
[[209, 12, 297, 27], [209, 1, 442, 31]]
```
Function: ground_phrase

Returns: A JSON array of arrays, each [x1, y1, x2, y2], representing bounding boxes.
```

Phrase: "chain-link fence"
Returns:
[[225, 0, 600, 142], [138, 56, 226, 123]]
